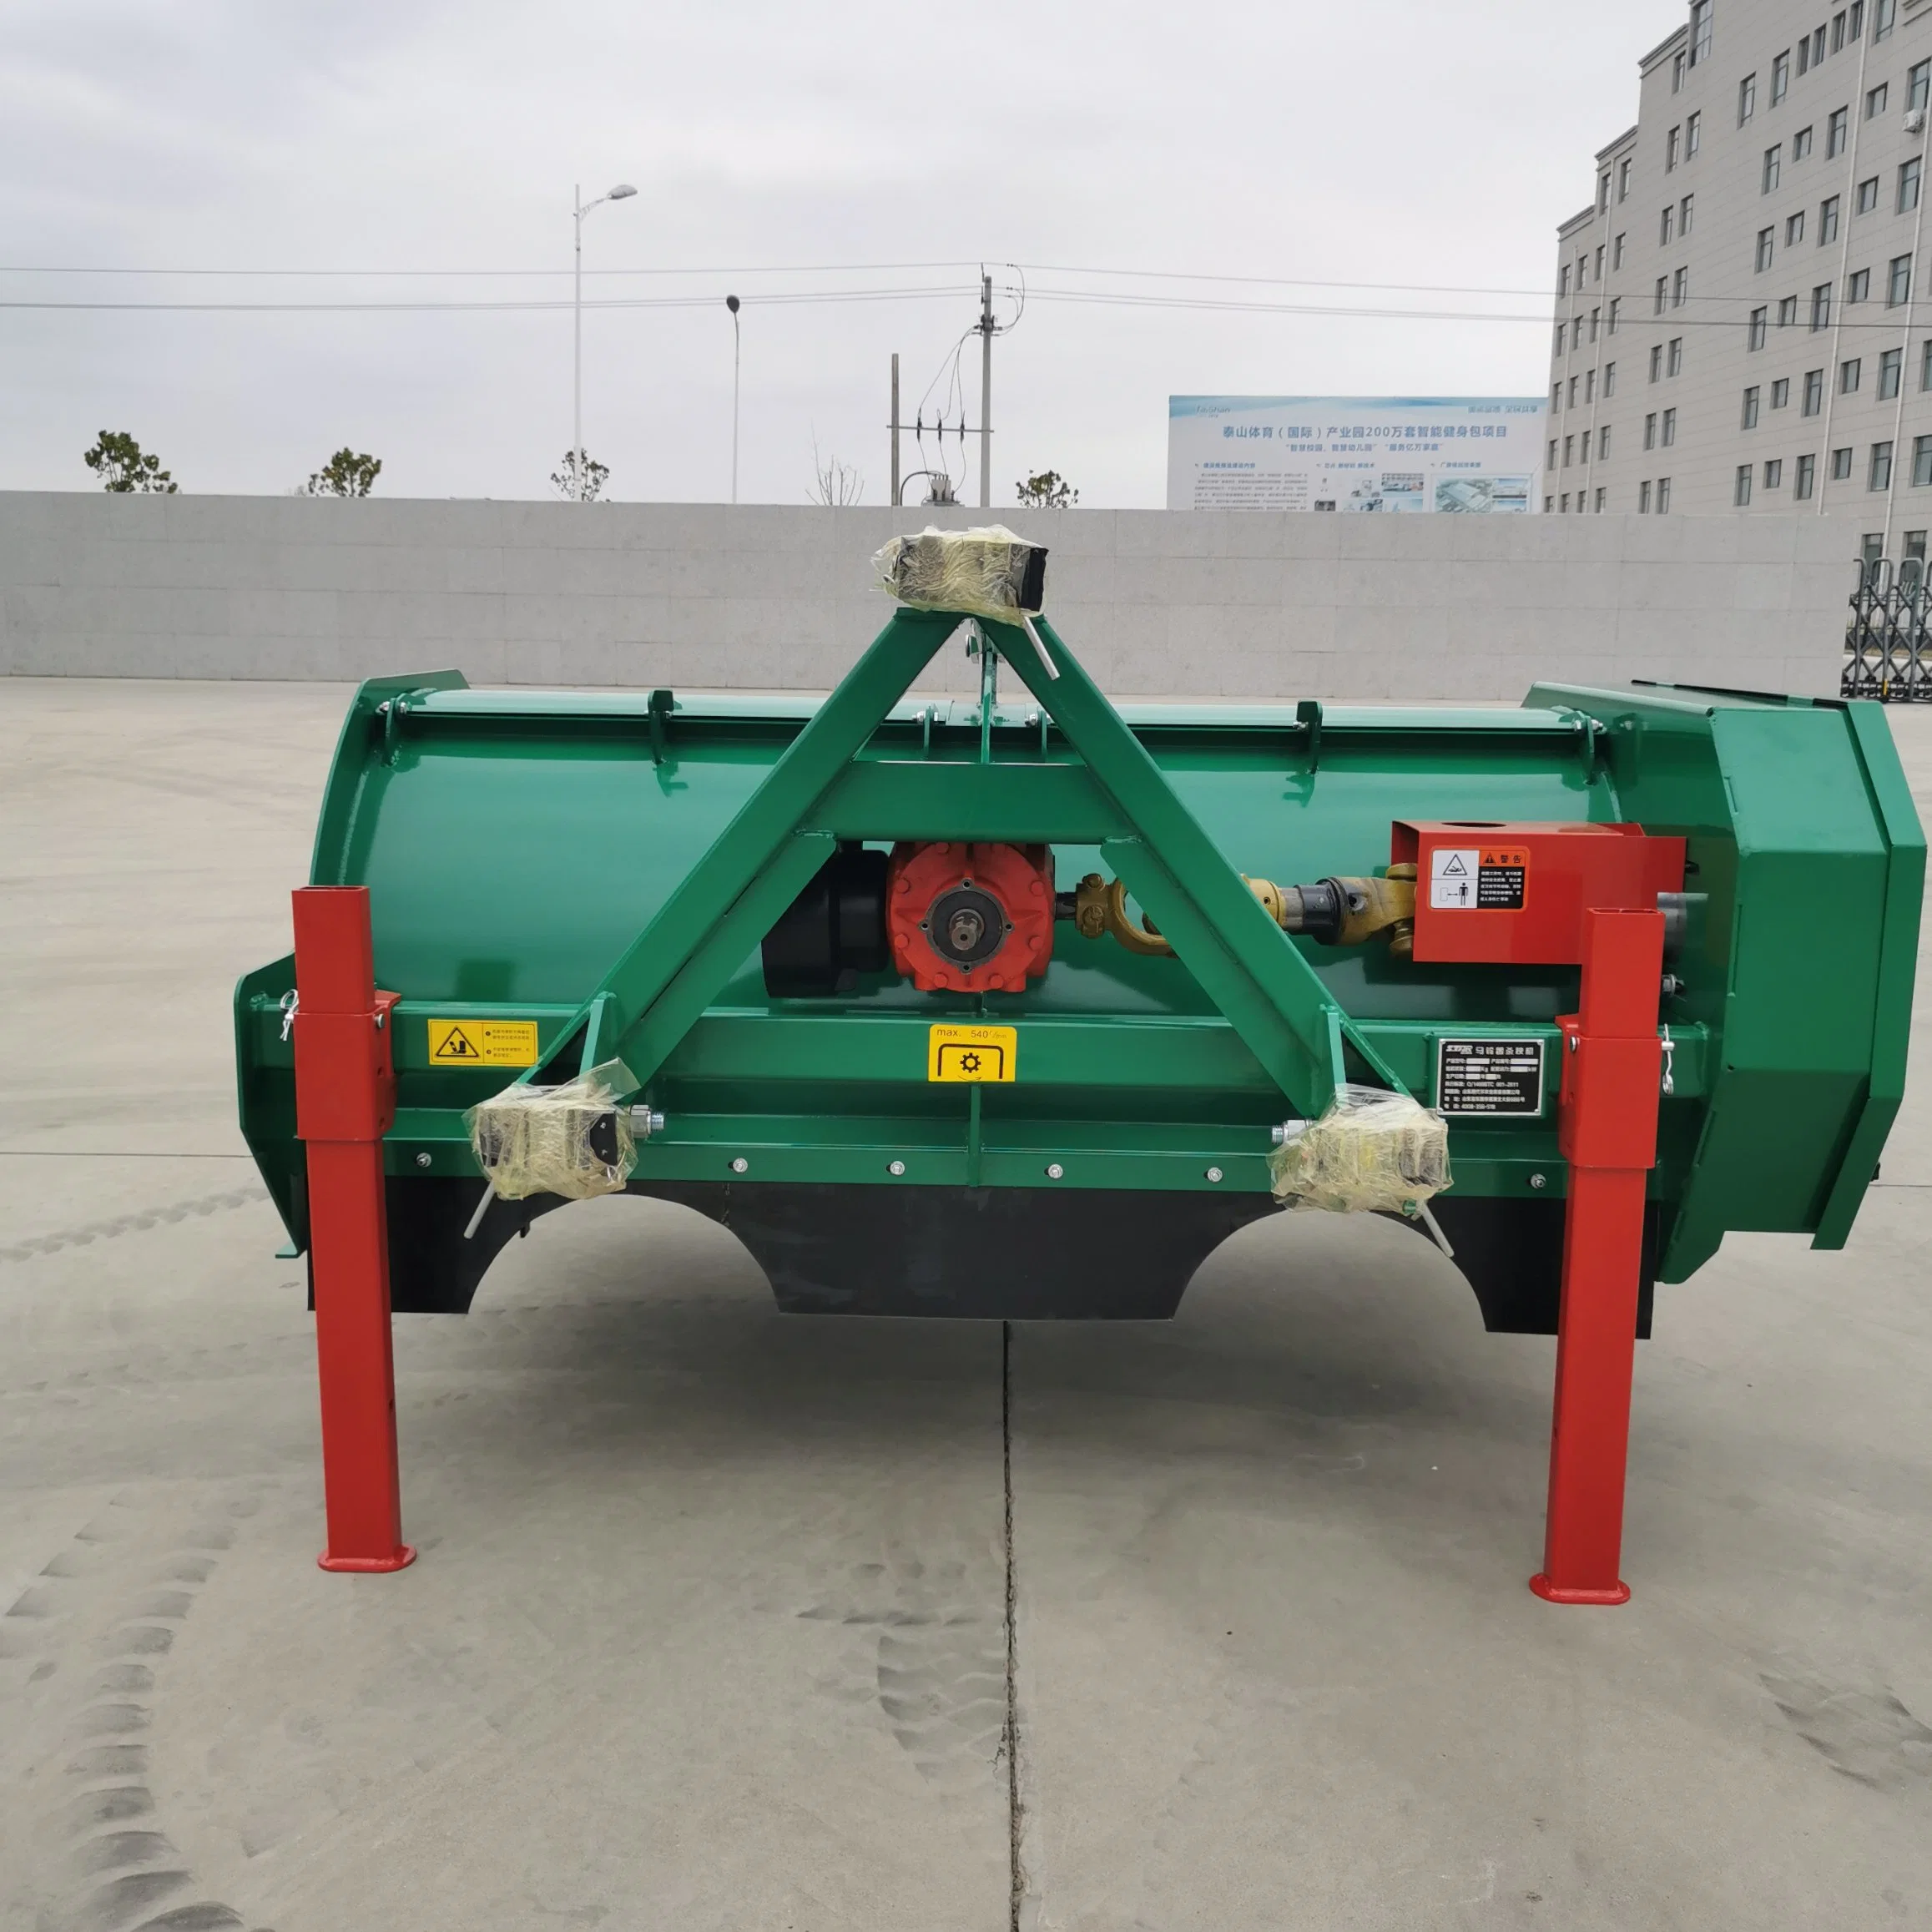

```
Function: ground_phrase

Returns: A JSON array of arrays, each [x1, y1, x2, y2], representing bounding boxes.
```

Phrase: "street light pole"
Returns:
[[572, 180, 637, 502], [726, 295, 741, 505]]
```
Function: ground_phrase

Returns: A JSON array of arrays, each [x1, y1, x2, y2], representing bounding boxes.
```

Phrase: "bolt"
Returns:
[[1045, 1163, 1064, 1179], [416, 1151, 432, 1168], [730, 1157, 749, 1174], [1529, 1172, 1547, 1189], [888, 1159, 906, 1177], [1205, 1166, 1224, 1183]]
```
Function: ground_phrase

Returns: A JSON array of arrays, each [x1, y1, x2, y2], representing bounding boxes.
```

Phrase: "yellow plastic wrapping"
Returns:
[[467, 1059, 637, 1202], [872, 524, 1046, 622], [1267, 1084, 1451, 1213]]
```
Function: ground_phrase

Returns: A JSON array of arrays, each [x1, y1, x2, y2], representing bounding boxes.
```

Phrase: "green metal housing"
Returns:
[[235, 604, 1921, 1323]]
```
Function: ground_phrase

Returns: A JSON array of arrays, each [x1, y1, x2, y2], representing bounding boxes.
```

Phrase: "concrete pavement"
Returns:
[[3, 678, 1929, 1931]]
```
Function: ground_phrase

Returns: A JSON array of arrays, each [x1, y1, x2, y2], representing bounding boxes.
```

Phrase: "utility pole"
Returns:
[[726, 295, 741, 506], [977, 270, 994, 509], [890, 352, 902, 507]]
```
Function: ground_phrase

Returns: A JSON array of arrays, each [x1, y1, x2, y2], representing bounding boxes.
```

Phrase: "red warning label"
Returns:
[[1475, 845, 1529, 911]]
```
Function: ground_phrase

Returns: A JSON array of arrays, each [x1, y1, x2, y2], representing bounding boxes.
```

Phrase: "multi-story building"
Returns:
[[1547, 0, 1932, 556]]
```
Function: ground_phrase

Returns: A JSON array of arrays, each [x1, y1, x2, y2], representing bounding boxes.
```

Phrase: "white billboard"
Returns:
[[1167, 395, 1546, 512]]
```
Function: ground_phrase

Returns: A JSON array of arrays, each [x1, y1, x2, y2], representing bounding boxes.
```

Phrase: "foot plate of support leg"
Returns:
[[1530, 1571, 1630, 1606], [319, 1546, 417, 1574]]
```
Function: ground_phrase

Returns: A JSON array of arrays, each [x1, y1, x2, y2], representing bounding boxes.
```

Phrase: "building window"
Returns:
[[1546, 440, 1557, 472], [1568, 376, 1580, 407], [1820, 195, 1840, 243], [1740, 73, 1757, 124], [1559, 264, 1571, 298], [1655, 275, 1668, 315], [1682, 195, 1695, 236], [1914, 434, 1932, 486], [1795, 124, 1814, 160], [1788, 211, 1807, 248], [1852, 1, 1867, 38], [1735, 464, 1754, 507], [1585, 368, 1596, 403], [1691, 0, 1712, 63], [1908, 530, 1929, 562], [1672, 268, 1688, 308], [1773, 50, 1792, 102], [1834, 10, 1848, 53], [1804, 367, 1825, 413], [1828, 108, 1849, 158], [1662, 407, 1677, 447], [1813, 281, 1834, 330], [1881, 346, 1904, 399], [1779, 294, 1800, 328], [1613, 233, 1627, 270], [1667, 125, 1682, 171], [1889, 255, 1912, 307], [1639, 480, 1653, 512], [1668, 336, 1684, 375], [1644, 411, 1658, 450], [1876, 0, 1896, 41], [1763, 145, 1783, 193], [1856, 175, 1879, 214], [1608, 296, 1622, 334], [1595, 243, 1606, 280], [1662, 204, 1676, 247], [1563, 435, 1575, 467], [1551, 381, 1562, 411], [1673, 49, 1687, 92], [1604, 361, 1617, 397], [1843, 356, 1864, 392], [1912, 60, 1932, 113], [1749, 305, 1769, 348], [1773, 376, 1792, 409], [1743, 385, 1762, 429], [1797, 452, 1818, 498], [1834, 446, 1855, 480], [1599, 174, 1612, 213], [1766, 459, 1784, 490], [1600, 424, 1611, 460], [1657, 477, 1672, 512], [1543, 496, 1555, 512], [1559, 493, 1570, 512], [1872, 441, 1894, 491], [1589, 307, 1602, 342], [1687, 111, 1702, 156], [1619, 156, 1632, 199], [1849, 268, 1872, 304], [1650, 344, 1664, 381], [1902, 159, 1924, 216], [1799, 34, 1813, 75], [1756, 225, 1775, 270], [1595, 488, 1607, 512], [1866, 82, 1889, 119]]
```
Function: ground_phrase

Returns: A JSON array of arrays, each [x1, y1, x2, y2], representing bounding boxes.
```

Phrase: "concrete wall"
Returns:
[[0, 492, 1852, 699]]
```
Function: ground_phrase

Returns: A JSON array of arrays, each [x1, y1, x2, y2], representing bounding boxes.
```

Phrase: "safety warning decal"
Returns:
[[427, 1019, 540, 1067], [1430, 844, 1530, 911], [927, 1023, 1017, 1082]]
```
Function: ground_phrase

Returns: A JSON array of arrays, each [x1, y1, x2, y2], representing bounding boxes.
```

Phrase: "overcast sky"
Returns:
[[0, 0, 1685, 508]]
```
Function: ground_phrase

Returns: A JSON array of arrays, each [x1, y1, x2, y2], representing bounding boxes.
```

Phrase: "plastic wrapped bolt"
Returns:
[[1267, 1084, 1452, 1214], [872, 524, 1047, 622], [467, 1059, 637, 1202]]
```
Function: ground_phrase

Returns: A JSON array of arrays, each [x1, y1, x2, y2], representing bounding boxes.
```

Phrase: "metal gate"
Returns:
[[1843, 557, 1932, 699]]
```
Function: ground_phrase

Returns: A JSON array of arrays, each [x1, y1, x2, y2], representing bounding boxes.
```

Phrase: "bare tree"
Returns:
[[807, 432, 865, 507]]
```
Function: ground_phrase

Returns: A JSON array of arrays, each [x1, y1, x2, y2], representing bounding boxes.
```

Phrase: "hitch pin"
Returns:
[[1659, 1026, 1675, 1098]]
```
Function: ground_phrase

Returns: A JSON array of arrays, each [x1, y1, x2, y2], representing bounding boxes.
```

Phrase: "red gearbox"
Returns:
[[885, 841, 1056, 993]]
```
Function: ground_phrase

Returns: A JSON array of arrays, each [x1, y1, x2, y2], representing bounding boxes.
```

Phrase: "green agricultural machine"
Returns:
[[236, 528, 1921, 1595]]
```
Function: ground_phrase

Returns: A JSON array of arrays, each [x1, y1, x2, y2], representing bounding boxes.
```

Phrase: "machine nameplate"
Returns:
[[427, 1019, 539, 1067], [1436, 1037, 1545, 1115], [927, 1023, 1017, 1082]]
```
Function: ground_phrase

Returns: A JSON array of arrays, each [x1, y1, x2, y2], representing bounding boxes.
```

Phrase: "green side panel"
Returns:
[[1529, 680, 1924, 1278]]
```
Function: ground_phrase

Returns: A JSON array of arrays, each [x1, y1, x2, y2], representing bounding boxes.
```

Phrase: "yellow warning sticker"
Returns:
[[927, 1023, 1017, 1082], [427, 1019, 540, 1067]]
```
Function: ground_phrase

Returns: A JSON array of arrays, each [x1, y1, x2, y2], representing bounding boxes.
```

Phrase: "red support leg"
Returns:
[[1531, 908, 1665, 1607], [291, 886, 416, 1575]]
